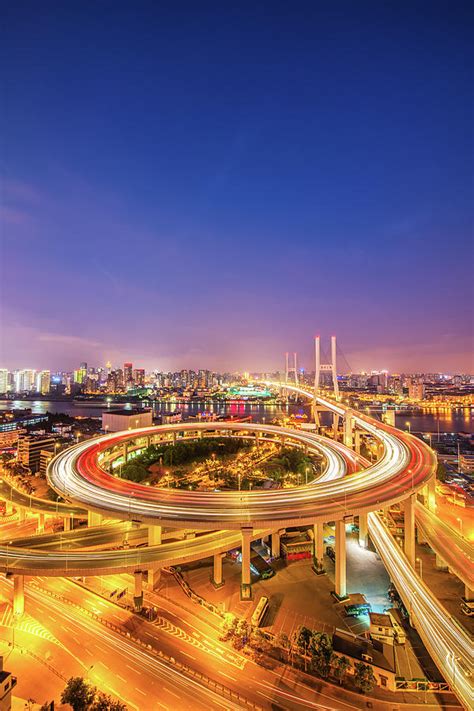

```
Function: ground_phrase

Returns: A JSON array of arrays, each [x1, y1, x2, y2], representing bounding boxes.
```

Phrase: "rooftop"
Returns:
[[369, 612, 393, 628], [333, 630, 395, 673]]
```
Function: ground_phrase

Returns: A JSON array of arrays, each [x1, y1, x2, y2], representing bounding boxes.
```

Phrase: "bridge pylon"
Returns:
[[285, 352, 299, 387], [313, 335, 340, 428], [314, 335, 339, 399]]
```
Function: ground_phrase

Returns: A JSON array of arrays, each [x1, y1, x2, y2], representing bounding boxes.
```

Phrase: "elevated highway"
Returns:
[[46, 420, 435, 528], [415, 501, 473, 593]]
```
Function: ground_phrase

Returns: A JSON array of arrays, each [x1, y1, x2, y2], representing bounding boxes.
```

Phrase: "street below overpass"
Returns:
[[0, 574, 463, 711]]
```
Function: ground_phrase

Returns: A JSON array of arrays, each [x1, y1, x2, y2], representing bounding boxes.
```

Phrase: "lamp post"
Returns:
[[405, 421, 411, 434], [416, 556, 423, 579], [457, 517, 463, 537]]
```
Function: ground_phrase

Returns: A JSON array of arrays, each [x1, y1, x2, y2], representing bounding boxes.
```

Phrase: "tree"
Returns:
[[354, 662, 377, 693], [232, 619, 250, 650], [334, 655, 351, 685], [92, 692, 127, 710], [61, 677, 95, 711], [309, 632, 333, 678], [293, 626, 312, 656]]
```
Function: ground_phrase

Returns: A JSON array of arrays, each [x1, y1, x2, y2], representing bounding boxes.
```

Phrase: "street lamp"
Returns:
[[416, 557, 423, 579], [457, 517, 463, 537], [405, 421, 411, 434]]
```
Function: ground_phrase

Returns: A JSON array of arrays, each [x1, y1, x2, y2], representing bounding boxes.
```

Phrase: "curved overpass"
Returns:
[[45, 420, 435, 529]]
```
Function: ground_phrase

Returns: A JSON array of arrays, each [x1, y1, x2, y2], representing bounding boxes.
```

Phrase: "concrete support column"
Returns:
[[403, 495, 416, 568], [18, 507, 26, 523], [147, 569, 161, 590], [37, 512, 45, 533], [354, 430, 362, 455], [382, 410, 396, 427], [240, 527, 253, 601], [417, 525, 427, 544], [312, 522, 325, 574], [211, 553, 225, 588], [464, 585, 473, 602], [87, 511, 103, 527], [271, 530, 282, 559], [435, 554, 448, 570], [13, 575, 24, 616], [63, 516, 72, 532], [376, 442, 385, 459], [134, 571, 143, 610], [426, 477, 436, 512], [343, 415, 353, 448], [148, 525, 162, 546], [335, 520, 347, 599], [358, 513, 368, 548], [5, 501, 13, 515], [332, 414, 339, 440]]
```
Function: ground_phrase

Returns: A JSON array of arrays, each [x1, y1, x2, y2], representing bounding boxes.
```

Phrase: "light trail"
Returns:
[[368, 512, 473, 709]]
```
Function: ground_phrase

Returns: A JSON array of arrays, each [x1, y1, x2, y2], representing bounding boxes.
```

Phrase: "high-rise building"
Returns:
[[124, 362, 133, 386], [35, 370, 51, 395], [0, 369, 8, 394], [408, 379, 425, 400], [14, 369, 35, 392], [133, 368, 145, 387]]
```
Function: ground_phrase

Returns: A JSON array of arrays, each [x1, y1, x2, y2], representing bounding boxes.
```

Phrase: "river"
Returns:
[[0, 399, 472, 434]]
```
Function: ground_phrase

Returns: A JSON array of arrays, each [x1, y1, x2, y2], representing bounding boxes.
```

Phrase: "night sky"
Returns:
[[1, 1, 473, 373]]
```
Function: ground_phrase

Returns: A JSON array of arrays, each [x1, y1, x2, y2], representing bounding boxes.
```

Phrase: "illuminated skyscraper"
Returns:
[[14, 369, 35, 392], [0, 369, 8, 393], [124, 362, 133, 386], [36, 370, 51, 395]]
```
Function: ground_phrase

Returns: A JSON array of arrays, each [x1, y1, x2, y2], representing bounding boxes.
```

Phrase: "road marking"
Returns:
[[218, 670, 236, 681], [126, 663, 140, 674], [135, 687, 147, 696], [180, 650, 196, 660], [116, 674, 127, 683], [48, 615, 56, 622], [163, 686, 181, 700]]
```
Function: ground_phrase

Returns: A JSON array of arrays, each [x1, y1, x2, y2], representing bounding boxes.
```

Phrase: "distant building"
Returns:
[[14, 369, 35, 393], [408, 378, 425, 400], [0, 657, 17, 710], [133, 368, 145, 387], [36, 370, 51, 394], [18, 435, 55, 473], [0, 370, 8, 394], [102, 409, 153, 433], [124, 362, 133, 387]]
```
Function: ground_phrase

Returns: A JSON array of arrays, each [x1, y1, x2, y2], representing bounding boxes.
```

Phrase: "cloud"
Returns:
[[37, 333, 102, 348]]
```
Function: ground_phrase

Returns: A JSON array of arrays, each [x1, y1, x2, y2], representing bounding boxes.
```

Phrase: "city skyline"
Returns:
[[1, 2, 473, 374]]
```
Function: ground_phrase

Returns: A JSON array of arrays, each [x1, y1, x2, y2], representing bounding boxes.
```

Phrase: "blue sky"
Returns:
[[1, 1, 473, 372]]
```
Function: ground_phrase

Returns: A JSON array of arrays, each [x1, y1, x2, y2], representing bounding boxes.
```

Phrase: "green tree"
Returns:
[[334, 655, 351, 685], [232, 619, 250, 650], [354, 662, 377, 693], [91, 692, 127, 710], [293, 625, 312, 656], [60, 677, 95, 711], [309, 632, 333, 678]]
